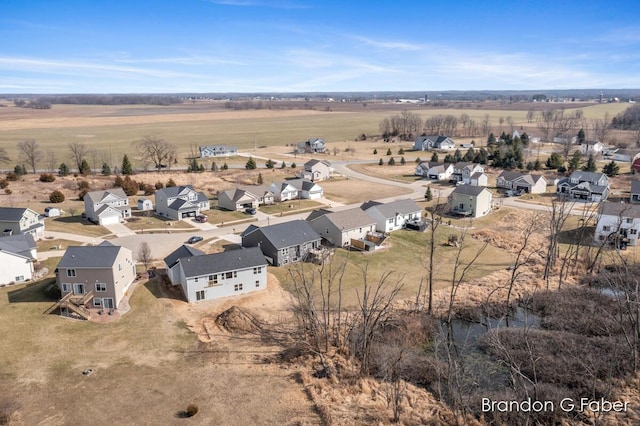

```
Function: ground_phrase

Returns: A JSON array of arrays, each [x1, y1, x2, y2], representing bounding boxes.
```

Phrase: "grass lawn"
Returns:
[[37, 238, 81, 251], [206, 206, 256, 224], [45, 215, 110, 237], [260, 199, 324, 215], [321, 178, 413, 204], [125, 213, 194, 231], [348, 162, 423, 183]]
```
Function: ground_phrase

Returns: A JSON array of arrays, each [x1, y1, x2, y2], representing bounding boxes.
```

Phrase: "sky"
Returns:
[[1, 0, 639, 94]]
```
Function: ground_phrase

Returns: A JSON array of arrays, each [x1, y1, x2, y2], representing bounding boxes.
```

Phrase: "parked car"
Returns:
[[195, 215, 208, 223], [244, 208, 257, 215], [187, 236, 203, 244]]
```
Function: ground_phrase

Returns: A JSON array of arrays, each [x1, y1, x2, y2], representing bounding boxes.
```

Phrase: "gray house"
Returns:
[[361, 199, 422, 232], [164, 245, 205, 285], [557, 171, 610, 202], [155, 185, 210, 220], [84, 188, 132, 225], [296, 159, 332, 182], [168, 247, 268, 303], [296, 138, 326, 153], [55, 242, 136, 314], [413, 135, 455, 151], [631, 180, 640, 204], [307, 207, 376, 247], [241, 220, 321, 266]]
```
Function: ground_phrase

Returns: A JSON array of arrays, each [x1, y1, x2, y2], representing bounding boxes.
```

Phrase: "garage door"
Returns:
[[100, 215, 120, 225]]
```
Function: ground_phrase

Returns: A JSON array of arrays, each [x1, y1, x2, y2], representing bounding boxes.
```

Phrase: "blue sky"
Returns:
[[1, 0, 639, 93]]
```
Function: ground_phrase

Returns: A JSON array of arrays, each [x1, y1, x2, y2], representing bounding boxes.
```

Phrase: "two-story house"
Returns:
[[307, 207, 377, 247], [55, 241, 136, 316], [594, 202, 640, 247], [415, 161, 454, 181], [413, 135, 455, 151], [496, 171, 547, 194], [0, 234, 37, 285], [631, 180, 640, 203], [0, 207, 45, 240], [557, 171, 610, 202], [296, 159, 332, 182], [241, 220, 321, 266], [448, 186, 493, 218], [165, 246, 267, 303], [361, 199, 422, 233], [84, 188, 132, 225], [269, 182, 298, 202], [296, 138, 326, 154], [155, 185, 210, 220], [581, 141, 604, 156], [452, 162, 485, 184]]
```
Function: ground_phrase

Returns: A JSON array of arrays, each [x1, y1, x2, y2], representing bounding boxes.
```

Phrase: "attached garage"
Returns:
[[99, 215, 120, 225]]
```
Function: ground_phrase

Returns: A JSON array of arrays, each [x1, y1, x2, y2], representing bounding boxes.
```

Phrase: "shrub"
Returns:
[[143, 184, 155, 196], [155, 181, 164, 190], [185, 404, 198, 417], [121, 176, 139, 196], [49, 190, 65, 203], [290, 163, 296, 169], [77, 180, 90, 190], [0, 179, 7, 189], [4, 189, 11, 195], [39, 173, 56, 182], [5, 172, 18, 182], [166, 178, 176, 187], [114, 176, 124, 187], [78, 189, 88, 201]]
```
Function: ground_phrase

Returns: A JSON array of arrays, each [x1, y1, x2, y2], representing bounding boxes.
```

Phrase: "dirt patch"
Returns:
[[215, 306, 263, 334]]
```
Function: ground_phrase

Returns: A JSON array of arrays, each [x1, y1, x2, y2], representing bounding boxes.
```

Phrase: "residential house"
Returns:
[[217, 188, 259, 211], [238, 185, 274, 206], [496, 171, 547, 194], [137, 199, 153, 211], [55, 241, 136, 311], [581, 140, 605, 156], [557, 171, 610, 202], [594, 202, 640, 247], [452, 162, 485, 184], [604, 148, 636, 163], [307, 207, 376, 247], [553, 133, 577, 144], [199, 145, 238, 158], [165, 246, 267, 302], [0, 207, 45, 240], [631, 180, 640, 203], [155, 185, 210, 220], [470, 172, 488, 187], [296, 138, 326, 154], [448, 186, 493, 218], [164, 244, 205, 285], [361, 199, 422, 233], [413, 135, 455, 151], [241, 220, 321, 266], [0, 234, 36, 285], [415, 161, 454, 181], [287, 179, 324, 199], [84, 188, 132, 225], [269, 182, 298, 202], [296, 159, 332, 182]]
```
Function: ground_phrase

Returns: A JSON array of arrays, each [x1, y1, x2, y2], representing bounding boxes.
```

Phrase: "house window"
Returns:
[[627, 218, 633, 224], [194, 277, 198, 282], [234, 283, 243, 291], [196, 290, 205, 301], [118, 263, 122, 271], [253, 267, 262, 274], [208, 275, 218, 286], [255, 280, 260, 287], [62, 283, 71, 292], [225, 271, 234, 279], [631, 229, 638, 235], [66, 269, 76, 277], [95, 283, 107, 292], [93, 298, 102, 307], [603, 226, 610, 232], [15, 275, 24, 282]]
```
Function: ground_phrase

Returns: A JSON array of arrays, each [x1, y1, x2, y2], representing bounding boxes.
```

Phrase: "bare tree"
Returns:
[[44, 150, 57, 173], [137, 241, 152, 272], [591, 112, 611, 143], [526, 110, 535, 123], [136, 136, 177, 171], [0, 147, 10, 165], [17, 139, 43, 173], [537, 110, 556, 142], [423, 199, 448, 314], [543, 197, 574, 287], [481, 114, 491, 137], [68, 142, 89, 172]]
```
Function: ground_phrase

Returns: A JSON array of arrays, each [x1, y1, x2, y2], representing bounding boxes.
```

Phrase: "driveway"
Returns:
[[103, 221, 136, 237]]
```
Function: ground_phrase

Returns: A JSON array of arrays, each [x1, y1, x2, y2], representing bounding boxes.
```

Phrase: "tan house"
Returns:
[[54, 241, 136, 317], [307, 207, 377, 247], [217, 188, 260, 211], [239, 185, 275, 205], [296, 159, 332, 182], [496, 171, 547, 194], [448, 186, 493, 218]]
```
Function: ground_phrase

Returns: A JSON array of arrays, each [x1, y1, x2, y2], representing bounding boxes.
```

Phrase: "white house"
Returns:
[[452, 162, 485, 184], [84, 188, 132, 225], [415, 162, 454, 181], [288, 179, 324, 199], [361, 199, 422, 233], [137, 199, 153, 211], [44, 207, 61, 217], [0, 234, 36, 285], [581, 141, 604, 155], [296, 159, 332, 182], [413, 135, 455, 151], [296, 138, 326, 154], [307, 207, 377, 247], [169, 247, 268, 303], [269, 182, 298, 202], [199, 145, 238, 157], [470, 172, 488, 187], [155, 185, 210, 220], [0, 207, 45, 240], [594, 202, 640, 247]]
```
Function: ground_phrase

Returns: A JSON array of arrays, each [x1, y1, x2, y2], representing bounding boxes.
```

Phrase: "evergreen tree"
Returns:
[[280, 161, 286, 169], [388, 157, 396, 166], [603, 160, 620, 177], [265, 159, 275, 169], [577, 128, 586, 144], [373, 149, 378, 155], [101, 162, 111, 176], [187, 158, 199, 172], [463, 147, 475, 162], [568, 150, 582, 173], [198, 164, 205, 172], [491, 149, 503, 167], [121, 154, 133, 175], [398, 147, 405, 155], [400, 156, 406, 165], [546, 152, 563, 169], [520, 132, 530, 146], [487, 133, 497, 146], [582, 154, 597, 172], [14, 164, 27, 175], [378, 158, 383, 166], [453, 149, 463, 163], [386, 148, 392, 156], [425, 187, 433, 201], [430, 152, 439, 162], [475, 148, 489, 165], [79, 159, 91, 175], [526, 161, 535, 171], [58, 162, 69, 176], [257, 172, 264, 184], [290, 162, 295, 169], [444, 154, 455, 163], [245, 157, 257, 170], [211, 161, 218, 172], [533, 159, 543, 171]]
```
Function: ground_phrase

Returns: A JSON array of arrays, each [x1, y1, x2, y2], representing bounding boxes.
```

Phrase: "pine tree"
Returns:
[[453, 149, 463, 163], [378, 158, 383, 166], [533, 159, 543, 171], [582, 154, 597, 172], [245, 157, 257, 170], [425, 187, 433, 201], [280, 161, 286, 169], [398, 148, 405, 155], [400, 156, 406, 165], [122, 154, 133, 175], [568, 150, 582, 173], [101, 162, 111, 176], [211, 161, 218, 172], [58, 163, 69, 176], [79, 159, 91, 175], [222, 163, 228, 170], [265, 159, 275, 169], [386, 148, 392, 156], [603, 160, 620, 177], [373, 149, 378, 155], [290, 162, 296, 169], [577, 128, 586, 144], [430, 152, 439, 162], [546, 152, 563, 169], [388, 157, 396, 166], [257, 173, 264, 184]]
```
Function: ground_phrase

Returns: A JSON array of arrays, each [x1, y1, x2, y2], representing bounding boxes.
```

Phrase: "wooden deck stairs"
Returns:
[[45, 291, 93, 320]]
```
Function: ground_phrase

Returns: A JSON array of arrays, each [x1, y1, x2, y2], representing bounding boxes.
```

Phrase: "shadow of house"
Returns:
[[7, 278, 59, 304], [143, 275, 186, 301]]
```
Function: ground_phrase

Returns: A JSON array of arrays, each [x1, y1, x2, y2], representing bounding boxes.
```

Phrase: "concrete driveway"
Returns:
[[103, 221, 136, 237]]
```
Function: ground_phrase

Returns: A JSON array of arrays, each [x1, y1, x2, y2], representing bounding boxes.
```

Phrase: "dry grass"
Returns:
[[320, 177, 414, 204]]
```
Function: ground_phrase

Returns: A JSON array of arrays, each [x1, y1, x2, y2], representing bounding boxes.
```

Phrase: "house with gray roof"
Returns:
[[0, 234, 37, 285], [413, 135, 455, 151], [307, 207, 376, 247], [296, 138, 326, 154], [269, 181, 298, 202], [296, 159, 332, 182], [287, 179, 324, 199], [155, 185, 210, 220], [496, 171, 547, 194], [217, 188, 260, 211], [448, 186, 493, 218], [361, 199, 422, 232], [238, 185, 275, 205], [168, 247, 267, 303], [199, 145, 238, 158], [557, 171, 609, 202], [594, 202, 640, 247], [84, 188, 131, 225], [0, 207, 44, 240], [415, 161, 454, 180], [241, 220, 321, 266], [164, 244, 205, 285], [452, 162, 484, 184], [55, 242, 136, 314], [631, 180, 640, 204]]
